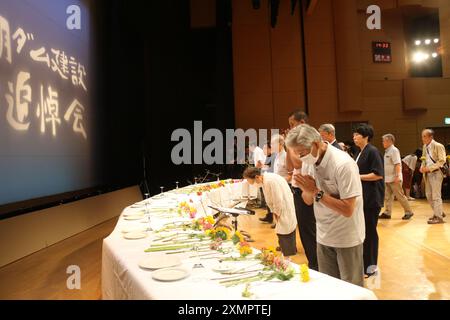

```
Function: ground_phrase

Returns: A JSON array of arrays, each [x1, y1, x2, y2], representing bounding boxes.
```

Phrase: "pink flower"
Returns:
[[203, 222, 213, 230]]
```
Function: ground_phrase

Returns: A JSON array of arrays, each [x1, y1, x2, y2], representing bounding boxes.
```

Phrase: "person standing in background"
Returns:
[[353, 124, 384, 277], [402, 149, 422, 200], [379, 134, 414, 220], [420, 129, 446, 225], [285, 110, 318, 271], [271, 134, 290, 182], [318, 124, 343, 150]]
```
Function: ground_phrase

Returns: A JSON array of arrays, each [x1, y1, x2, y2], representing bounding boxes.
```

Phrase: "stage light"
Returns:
[[412, 51, 429, 63], [415, 40, 421, 46], [425, 39, 431, 45], [434, 38, 439, 44], [432, 52, 438, 58]]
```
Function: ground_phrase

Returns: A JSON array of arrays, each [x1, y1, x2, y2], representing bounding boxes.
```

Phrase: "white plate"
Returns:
[[212, 263, 235, 273], [123, 231, 147, 240], [121, 226, 147, 234], [138, 256, 182, 270], [123, 210, 145, 217], [124, 215, 144, 221], [152, 267, 190, 282]]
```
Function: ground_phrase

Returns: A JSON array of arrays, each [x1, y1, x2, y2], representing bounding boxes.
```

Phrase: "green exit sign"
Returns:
[[446, 117, 450, 125]]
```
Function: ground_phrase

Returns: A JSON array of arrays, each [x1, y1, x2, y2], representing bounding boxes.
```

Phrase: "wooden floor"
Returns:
[[0, 199, 449, 300]]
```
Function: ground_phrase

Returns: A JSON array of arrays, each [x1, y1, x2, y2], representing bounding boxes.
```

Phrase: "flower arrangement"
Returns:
[[420, 156, 426, 164], [192, 215, 215, 231], [209, 238, 223, 250], [256, 247, 280, 266], [237, 241, 253, 257], [220, 254, 295, 287], [178, 201, 198, 219], [231, 231, 245, 245], [206, 226, 231, 241]]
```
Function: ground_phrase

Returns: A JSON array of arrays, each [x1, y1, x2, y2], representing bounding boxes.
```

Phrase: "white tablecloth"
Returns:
[[102, 181, 377, 300]]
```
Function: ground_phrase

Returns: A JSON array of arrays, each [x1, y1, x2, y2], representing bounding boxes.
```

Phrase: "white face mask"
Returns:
[[300, 150, 319, 166]]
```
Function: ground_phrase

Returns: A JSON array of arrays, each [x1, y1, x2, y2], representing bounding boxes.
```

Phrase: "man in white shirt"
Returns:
[[379, 134, 414, 220], [249, 142, 266, 168], [286, 124, 365, 287], [271, 134, 290, 181], [243, 168, 298, 256]]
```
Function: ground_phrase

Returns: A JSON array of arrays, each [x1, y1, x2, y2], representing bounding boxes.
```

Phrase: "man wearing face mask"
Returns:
[[286, 110, 318, 271], [286, 124, 365, 287]]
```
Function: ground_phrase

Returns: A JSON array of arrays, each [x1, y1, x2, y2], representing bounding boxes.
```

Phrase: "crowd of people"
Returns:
[[243, 110, 449, 287]]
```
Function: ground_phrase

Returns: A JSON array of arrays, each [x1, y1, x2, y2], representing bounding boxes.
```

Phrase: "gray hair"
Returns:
[[286, 124, 321, 149], [271, 134, 285, 147], [422, 129, 434, 137], [382, 133, 395, 144], [318, 123, 336, 135]]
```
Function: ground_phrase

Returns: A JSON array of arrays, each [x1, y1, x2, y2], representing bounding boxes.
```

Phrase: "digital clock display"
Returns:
[[372, 41, 392, 63]]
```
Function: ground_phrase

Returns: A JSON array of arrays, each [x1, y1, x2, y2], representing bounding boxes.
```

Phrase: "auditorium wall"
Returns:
[[232, 0, 450, 153]]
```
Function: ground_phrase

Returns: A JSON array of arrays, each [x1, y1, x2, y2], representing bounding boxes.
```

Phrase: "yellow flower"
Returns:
[[205, 215, 215, 225], [300, 264, 310, 282], [237, 242, 253, 256], [266, 246, 276, 254]]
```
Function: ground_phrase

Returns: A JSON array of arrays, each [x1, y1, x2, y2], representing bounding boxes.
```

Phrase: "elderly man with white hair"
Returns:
[[318, 124, 342, 150], [420, 129, 447, 225], [286, 124, 366, 287]]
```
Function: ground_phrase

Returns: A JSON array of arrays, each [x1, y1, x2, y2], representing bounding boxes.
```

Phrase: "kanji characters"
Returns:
[[36, 85, 60, 137], [0, 15, 12, 63], [51, 49, 69, 80], [64, 99, 87, 139], [12, 27, 34, 54], [5, 71, 31, 130], [30, 47, 50, 67]]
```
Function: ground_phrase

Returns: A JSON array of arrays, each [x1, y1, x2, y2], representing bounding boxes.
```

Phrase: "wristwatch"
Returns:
[[315, 190, 324, 202]]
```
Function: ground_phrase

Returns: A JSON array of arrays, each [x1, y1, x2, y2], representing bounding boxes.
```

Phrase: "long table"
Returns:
[[102, 181, 377, 300]]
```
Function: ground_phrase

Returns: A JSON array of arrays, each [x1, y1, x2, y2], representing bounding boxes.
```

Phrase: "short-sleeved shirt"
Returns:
[[314, 145, 366, 248], [384, 145, 402, 183], [402, 155, 417, 171], [355, 144, 385, 209], [274, 150, 289, 179], [262, 173, 297, 235], [252, 146, 266, 167], [263, 153, 276, 173]]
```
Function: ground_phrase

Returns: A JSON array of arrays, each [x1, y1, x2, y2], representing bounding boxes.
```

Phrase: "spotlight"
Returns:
[[415, 40, 421, 46], [432, 52, 438, 58], [413, 51, 429, 63], [434, 38, 439, 44], [425, 39, 431, 45]]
